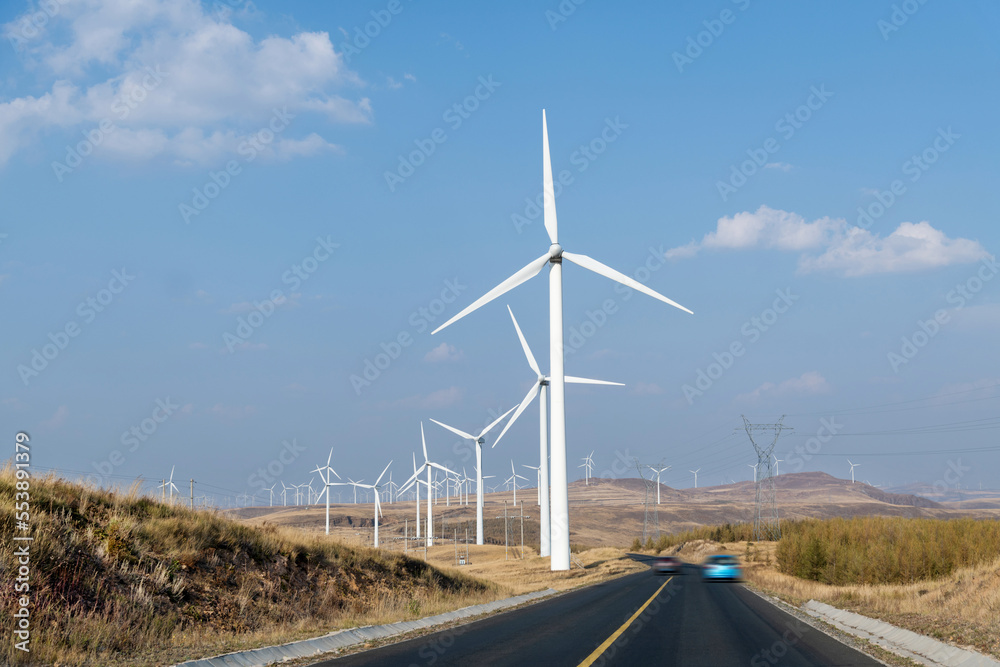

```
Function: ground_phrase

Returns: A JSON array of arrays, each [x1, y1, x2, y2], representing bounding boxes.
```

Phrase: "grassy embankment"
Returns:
[[0, 466, 501, 666]]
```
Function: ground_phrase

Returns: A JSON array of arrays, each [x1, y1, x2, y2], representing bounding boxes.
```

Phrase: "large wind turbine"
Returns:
[[429, 407, 514, 545], [848, 459, 859, 484], [690, 468, 700, 489], [491, 306, 622, 557], [432, 111, 692, 571]]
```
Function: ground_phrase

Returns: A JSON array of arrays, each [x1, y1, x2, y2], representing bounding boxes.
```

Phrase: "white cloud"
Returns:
[[666, 205, 988, 276], [424, 342, 464, 363], [799, 221, 989, 276], [765, 162, 793, 171], [0, 0, 369, 166], [737, 371, 830, 402]]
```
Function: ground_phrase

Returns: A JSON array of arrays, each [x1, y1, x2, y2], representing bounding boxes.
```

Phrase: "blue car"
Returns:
[[702, 554, 742, 581]]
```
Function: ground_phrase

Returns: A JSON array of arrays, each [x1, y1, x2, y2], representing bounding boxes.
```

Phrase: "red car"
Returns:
[[652, 556, 681, 574]]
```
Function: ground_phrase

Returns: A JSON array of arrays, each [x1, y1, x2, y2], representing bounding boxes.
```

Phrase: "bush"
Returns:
[[776, 517, 1000, 585]]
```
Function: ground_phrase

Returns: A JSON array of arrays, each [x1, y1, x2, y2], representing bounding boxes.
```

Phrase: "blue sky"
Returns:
[[2, 0, 999, 500]]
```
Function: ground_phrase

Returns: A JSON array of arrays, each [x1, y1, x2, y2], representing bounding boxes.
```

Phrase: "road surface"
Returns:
[[318, 557, 881, 666]]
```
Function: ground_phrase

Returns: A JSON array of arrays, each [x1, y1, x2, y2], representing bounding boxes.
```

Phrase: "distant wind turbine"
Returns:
[[748, 462, 758, 483], [848, 459, 860, 484], [430, 408, 514, 545], [648, 464, 671, 504], [773, 455, 783, 476], [690, 468, 700, 489], [351, 461, 392, 547], [312, 448, 344, 535], [506, 460, 527, 505], [400, 423, 457, 547]]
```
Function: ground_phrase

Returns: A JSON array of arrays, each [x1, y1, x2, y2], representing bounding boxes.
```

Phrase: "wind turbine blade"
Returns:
[[429, 461, 458, 477], [429, 419, 475, 441], [169, 465, 175, 482], [327, 448, 333, 467], [542, 109, 558, 245], [376, 460, 392, 486], [421, 422, 429, 462], [508, 305, 541, 377], [492, 382, 539, 448], [562, 251, 693, 314], [432, 253, 550, 334], [479, 405, 517, 439], [565, 375, 624, 386]]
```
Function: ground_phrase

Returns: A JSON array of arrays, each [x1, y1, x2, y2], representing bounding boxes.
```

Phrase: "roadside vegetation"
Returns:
[[641, 516, 1000, 660], [775, 516, 1000, 585], [0, 465, 497, 666]]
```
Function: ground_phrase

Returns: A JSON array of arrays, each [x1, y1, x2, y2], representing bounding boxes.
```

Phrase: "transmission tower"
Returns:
[[739, 415, 792, 541], [634, 459, 659, 543]]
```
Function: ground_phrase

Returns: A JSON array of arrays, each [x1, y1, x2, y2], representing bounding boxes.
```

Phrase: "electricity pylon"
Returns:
[[739, 415, 791, 541], [635, 459, 659, 544]]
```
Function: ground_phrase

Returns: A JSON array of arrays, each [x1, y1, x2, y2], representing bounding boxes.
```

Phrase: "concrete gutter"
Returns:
[[803, 600, 1000, 667], [173, 588, 558, 667]]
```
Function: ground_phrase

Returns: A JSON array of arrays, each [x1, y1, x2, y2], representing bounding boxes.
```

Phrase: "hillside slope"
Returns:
[[0, 467, 496, 666]]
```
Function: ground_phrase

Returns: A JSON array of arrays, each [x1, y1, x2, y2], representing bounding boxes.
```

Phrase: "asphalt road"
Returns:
[[318, 556, 882, 667]]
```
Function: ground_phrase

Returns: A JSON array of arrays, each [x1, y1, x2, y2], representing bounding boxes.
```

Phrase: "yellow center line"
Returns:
[[577, 576, 673, 667]]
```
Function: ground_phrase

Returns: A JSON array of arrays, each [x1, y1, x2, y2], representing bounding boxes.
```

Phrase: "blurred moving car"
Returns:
[[701, 554, 742, 581], [652, 556, 681, 575]]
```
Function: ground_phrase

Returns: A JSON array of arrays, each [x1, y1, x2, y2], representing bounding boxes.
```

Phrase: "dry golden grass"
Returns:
[[740, 545, 1000, 659], [417, 544, 648, 595], [0, 466, 504, 667]]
